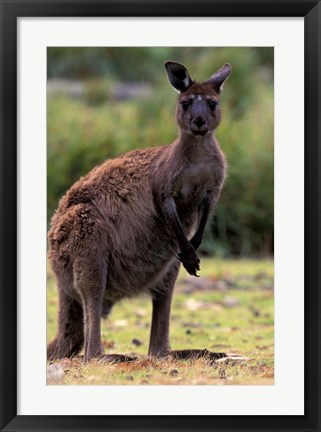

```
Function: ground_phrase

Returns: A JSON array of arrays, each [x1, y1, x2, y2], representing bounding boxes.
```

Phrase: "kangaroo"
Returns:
[[47, 61, 231, 363]]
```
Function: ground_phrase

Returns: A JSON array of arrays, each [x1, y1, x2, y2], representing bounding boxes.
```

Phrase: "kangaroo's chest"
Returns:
[[174, 161, 214, 204]]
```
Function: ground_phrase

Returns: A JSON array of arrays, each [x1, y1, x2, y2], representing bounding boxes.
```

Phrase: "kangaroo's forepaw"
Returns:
[[178, 247, 200, 277]]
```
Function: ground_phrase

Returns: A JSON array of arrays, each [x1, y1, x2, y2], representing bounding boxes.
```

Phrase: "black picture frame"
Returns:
[[1, 1, 320, 431]]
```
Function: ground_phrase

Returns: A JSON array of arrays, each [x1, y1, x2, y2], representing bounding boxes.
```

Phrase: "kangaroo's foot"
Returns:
[[97, 354, 137, 363], [169, 349, 227, 363]]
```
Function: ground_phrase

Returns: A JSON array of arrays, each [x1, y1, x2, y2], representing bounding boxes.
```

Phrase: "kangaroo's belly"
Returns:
[[104, 213, 197, 302]]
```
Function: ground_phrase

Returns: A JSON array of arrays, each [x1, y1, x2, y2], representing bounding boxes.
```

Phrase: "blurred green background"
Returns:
[[47, 47, 274, 257]]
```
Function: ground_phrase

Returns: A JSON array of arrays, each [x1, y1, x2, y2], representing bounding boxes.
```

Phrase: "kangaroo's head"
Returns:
[[165, 61, 231, 137]]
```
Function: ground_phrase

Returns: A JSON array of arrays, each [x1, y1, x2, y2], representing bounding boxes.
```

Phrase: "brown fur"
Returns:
[[47, 62, 231, 362]]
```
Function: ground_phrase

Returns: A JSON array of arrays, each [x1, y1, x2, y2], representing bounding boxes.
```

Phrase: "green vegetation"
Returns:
[[47, 258, 274, 385], [47, 47, 274, 256]]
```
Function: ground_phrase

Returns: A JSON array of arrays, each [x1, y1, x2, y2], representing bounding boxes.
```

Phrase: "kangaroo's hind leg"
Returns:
[[74, 256, 137, 363], [47, 284, 84, 360], [148, 259, 227, 362], [148, 259, 180, 357], [73, 256, 107, 362]]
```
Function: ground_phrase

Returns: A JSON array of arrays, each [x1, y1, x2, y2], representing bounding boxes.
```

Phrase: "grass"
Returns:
[[47, 258, 274, 385]]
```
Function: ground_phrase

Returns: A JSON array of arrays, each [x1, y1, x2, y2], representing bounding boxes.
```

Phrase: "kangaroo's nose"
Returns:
[[192, 116, 207, 128]]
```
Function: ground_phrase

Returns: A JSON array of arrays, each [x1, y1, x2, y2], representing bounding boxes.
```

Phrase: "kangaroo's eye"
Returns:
[[180, 100, 189, 111], [208, 100, 218, 110]]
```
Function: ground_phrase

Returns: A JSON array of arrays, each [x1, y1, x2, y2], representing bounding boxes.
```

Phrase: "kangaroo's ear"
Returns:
[[164, 61, 193, 93], [207, 63, 231, 93]]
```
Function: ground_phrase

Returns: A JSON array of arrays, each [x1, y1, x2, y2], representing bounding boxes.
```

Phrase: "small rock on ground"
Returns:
[[131, 338, 143, 346], [47, 364, 64, 384]]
